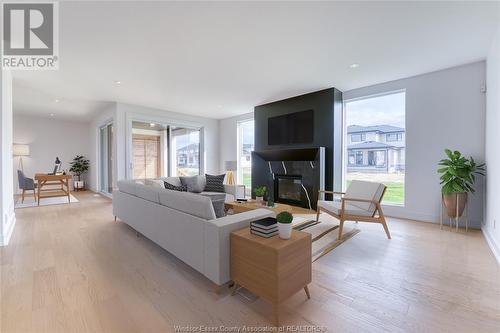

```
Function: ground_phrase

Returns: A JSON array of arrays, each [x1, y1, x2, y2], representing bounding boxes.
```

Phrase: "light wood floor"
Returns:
[[2, 191, 500, 332]]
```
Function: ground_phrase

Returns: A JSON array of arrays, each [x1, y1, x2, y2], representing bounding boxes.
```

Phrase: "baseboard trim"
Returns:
[[1, 211, 16, 246], [482, 228, 500, 265]]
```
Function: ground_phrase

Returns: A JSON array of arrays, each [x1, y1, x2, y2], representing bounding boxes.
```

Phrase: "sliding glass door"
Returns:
[[170, 127, 200, 176], [131, 121, 167, 179], [128, 120, 201, 179], [99, 123, 114, 194]]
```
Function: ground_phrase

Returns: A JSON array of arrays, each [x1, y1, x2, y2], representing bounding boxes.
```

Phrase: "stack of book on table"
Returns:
[[250, 217, 278, 238]]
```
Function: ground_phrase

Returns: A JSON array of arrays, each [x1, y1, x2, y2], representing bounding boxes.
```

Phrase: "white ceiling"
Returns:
[[13, 1, 500, 121]]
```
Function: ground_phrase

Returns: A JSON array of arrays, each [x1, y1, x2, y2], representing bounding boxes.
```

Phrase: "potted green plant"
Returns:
[[69, 155, 90, 190], [254, 186, 266, 205], [267, 198, 275, 208], [276, 211, 293, 239], [438, 149, 485, 218]]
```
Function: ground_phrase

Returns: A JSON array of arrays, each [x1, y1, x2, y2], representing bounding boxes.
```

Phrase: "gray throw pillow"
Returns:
[[200, 193, 226, 218], [180, 175, 205, 193], [204, 174, 225, 193]]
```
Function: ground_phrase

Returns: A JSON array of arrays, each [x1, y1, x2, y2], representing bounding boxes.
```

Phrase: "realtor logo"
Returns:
[[2, 2, 58, 69]]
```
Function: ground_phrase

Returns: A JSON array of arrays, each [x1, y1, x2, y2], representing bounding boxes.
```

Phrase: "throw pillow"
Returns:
[[164, 181, 187, 192], [200, 193, 226, 218], [145, 179, 165, 188], [204, 174, 225, 193], [180, 175, 205, 193]]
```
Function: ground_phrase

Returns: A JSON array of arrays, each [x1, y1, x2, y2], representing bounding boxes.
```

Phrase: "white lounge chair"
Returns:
[[316, 180, 391, 240]]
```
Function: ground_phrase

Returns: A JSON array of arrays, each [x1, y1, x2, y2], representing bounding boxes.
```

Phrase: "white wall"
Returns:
[[1, 70, 15, 246], [219, 112, 253, 173], [485, 25, 500, 263], [13, 114, 90, 192], [344, 62, 486, 227]]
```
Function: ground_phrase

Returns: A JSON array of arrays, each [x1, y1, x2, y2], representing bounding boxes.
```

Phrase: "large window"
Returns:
[[237, 119, 254, 190], [344, 91, 406, 205]]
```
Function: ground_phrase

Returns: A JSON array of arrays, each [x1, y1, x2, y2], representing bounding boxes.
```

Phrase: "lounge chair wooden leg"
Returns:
[[316, 208, 320, 222], [33, 190, 36, 202], [381, 218, 391, 239], [338, 218, 344, 240], [21, 189, 25, 203], [114, 216, 117, 222]]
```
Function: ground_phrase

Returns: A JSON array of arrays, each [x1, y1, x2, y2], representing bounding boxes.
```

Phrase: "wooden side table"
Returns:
[[230, 228, 312, 325]]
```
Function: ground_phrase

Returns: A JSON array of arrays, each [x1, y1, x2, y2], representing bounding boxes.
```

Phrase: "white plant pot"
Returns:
[[278, 222, 292, 239], [256, 196, 264, 205], [74, 180, 84, 189]]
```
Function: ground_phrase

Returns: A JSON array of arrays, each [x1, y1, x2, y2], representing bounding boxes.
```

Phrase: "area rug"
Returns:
[[15, 194, 79, 209], [293, 216, 360, 262]]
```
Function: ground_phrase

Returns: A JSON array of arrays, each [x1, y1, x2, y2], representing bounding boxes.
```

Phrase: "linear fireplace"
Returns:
[[251, 147, 325, 209], [275, 175, 303, 206]]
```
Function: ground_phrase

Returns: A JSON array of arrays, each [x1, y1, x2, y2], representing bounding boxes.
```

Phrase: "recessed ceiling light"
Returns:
[[50, 113, 55, 117], [114, 80, 122, 85], [150, 123, 155, 127], [54, 99, 60, 103], [349, 63, 360, 69]]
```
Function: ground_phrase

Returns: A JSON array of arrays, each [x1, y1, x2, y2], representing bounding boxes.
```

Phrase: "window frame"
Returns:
[[386, 132, 402, 142], [351, 133, 366, 142]]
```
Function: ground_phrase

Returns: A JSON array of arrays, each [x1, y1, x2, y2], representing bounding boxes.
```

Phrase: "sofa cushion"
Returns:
[[164, 181, 187, 192], [204, 174, 225, 193], [135, 184, 162, 204], [180, 175, 206, 193], [158, 189, 216, 220], [117, 180, 139, 196], [200, 192, 226, 218]]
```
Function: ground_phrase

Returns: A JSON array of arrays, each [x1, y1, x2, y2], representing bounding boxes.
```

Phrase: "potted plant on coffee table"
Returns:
[[69, 155, 90, 191], [254, 186, 266, 205], [276, 211, 294, 239], [438, 149, 485, 218]]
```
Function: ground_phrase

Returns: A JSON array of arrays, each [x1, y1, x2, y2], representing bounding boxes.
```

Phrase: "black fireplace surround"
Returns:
[[252, 87, 343, 209], [251, 148, 325, 210]]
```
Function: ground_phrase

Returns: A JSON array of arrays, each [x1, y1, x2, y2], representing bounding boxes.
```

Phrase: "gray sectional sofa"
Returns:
[[112, 178, 272, 287]]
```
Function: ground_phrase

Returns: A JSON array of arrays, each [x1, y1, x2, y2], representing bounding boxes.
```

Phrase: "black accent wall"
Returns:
[[253, 88, 343, 196]]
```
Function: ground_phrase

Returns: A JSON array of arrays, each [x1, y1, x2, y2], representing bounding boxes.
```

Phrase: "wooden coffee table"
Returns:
[[224, 200, 314, 215]]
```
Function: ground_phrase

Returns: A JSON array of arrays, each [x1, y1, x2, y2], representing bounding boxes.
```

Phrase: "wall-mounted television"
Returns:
[[268, 109, 314, 145]]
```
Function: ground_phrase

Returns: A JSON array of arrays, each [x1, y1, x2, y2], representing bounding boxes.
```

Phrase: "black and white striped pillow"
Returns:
[[164, 181, 187, 192], [204, 174, 226, 193]]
